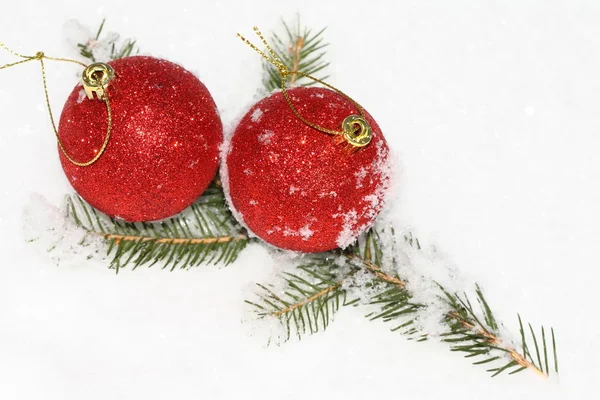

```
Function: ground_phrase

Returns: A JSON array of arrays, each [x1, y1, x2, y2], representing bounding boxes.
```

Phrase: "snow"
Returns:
[[76, 88, 86, 103], [354, 166, 367, 188], [279, 223, 314, 241], [0, 1, 598, 399], [257, 129, 274, 144], [334, 139, 394, 248], [318, 191, 337, 198], [377, 224, 467, 337], [298, 224, 314, 240], [335, 208, 359, 248], [250, 108, 263, 123], [22, 194, 107, 266]]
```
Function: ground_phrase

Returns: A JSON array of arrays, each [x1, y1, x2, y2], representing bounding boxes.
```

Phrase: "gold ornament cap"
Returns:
[[341, 115, 372, 148], [82, 62, 114, 101]]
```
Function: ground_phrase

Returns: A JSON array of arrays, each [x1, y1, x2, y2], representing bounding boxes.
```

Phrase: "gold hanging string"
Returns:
[[237, 27, 373, 148], [0, 41, 113, 167]]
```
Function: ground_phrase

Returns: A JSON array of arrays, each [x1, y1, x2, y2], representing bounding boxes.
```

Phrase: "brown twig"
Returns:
[[353, 256, 544, 376], [268, 255, 404, 318], [272, 284, 339, 317], [447, 311, 546, 378], [289, 36, 304, 84], [346, 254, 406, 288], [104, 233, 247, 245]]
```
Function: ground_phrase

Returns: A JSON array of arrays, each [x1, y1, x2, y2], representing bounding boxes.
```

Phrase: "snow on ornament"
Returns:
[[57, 56, 223, 222], [223, 86, 392, 252]]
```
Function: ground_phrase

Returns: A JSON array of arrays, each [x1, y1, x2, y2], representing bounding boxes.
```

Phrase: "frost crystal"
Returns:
[[336, 209, 359, 248], [298, 225, 314, 240], [280, 224, 314, 241], [354, 167, 368, 188], [77, 89, 87, 104], [362, 194, 380, 218], [251, 108, 263, 123], [257, 130, 274, 145], [318, 191, 337, 198]]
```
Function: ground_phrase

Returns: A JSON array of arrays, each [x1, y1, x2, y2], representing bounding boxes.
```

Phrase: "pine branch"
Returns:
[[247, 230, 410, 342], [262, 17, 330, 92], [65, 180, 250, 272], [246, 259, 359, 342], [246, 229, 402, 342], [247, 229, 558, 378], [439, 288, 557, 377], [77, 18, 139, 63], [350, 230, 424, 337], [362, 232, 558, 377]]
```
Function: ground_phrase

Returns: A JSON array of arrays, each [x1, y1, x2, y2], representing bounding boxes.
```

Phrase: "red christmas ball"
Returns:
[[223, 86, 392, 253], [58, 56, 222, 222]]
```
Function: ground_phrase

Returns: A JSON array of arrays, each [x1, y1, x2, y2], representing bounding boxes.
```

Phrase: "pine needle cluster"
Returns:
[[66, 179, 249, 272], [77, 18, 139, 63], [262, 17, 330, 92], [247, 229, 558, 377]]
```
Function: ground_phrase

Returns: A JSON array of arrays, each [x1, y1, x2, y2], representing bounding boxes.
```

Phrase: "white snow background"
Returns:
[[0, 1, 597, 399]]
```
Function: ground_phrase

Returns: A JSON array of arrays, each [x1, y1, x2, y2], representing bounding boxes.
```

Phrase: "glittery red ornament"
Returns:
[[223, 87, 392, 253], [58, 56, 222, 222]]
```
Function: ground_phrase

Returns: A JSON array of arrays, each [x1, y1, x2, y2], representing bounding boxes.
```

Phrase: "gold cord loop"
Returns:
[[237, 27, 373, 149], [0, 41, 113, 166]]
